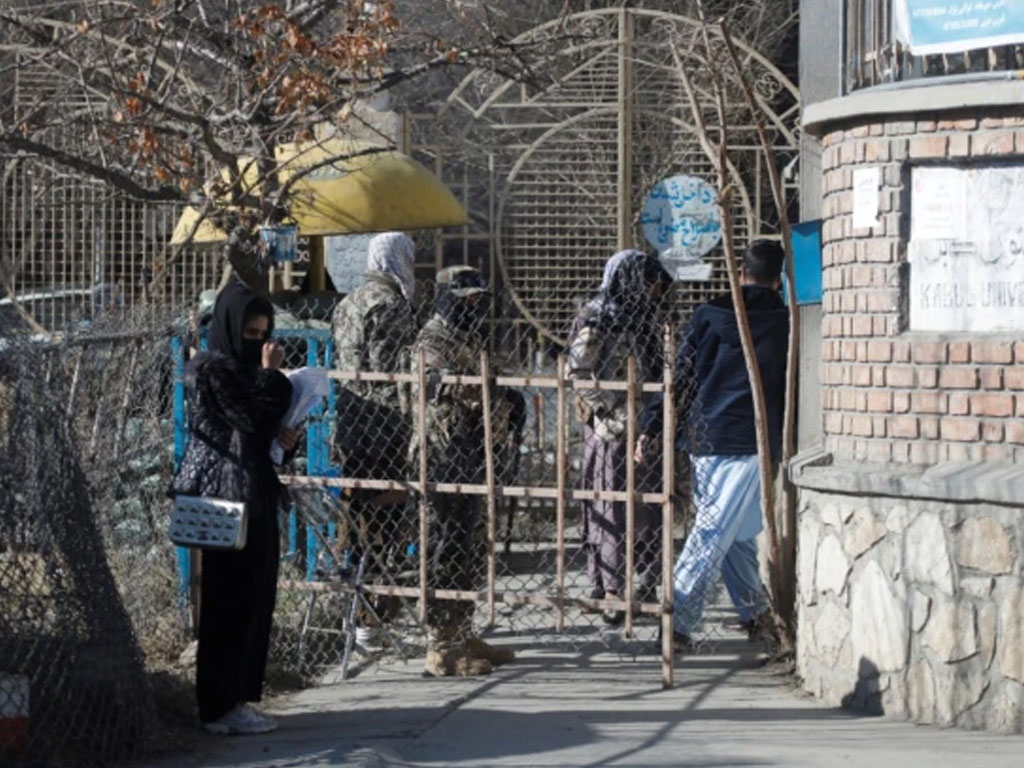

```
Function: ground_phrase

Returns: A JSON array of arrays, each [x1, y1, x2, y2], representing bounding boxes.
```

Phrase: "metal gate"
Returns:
[[411, 7, 800, 347], [266, 9, 803, 689]]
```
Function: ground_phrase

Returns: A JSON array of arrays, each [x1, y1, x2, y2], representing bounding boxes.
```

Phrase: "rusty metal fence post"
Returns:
[[481, 351, 498, 627], [625, 356, 637, 637], [417, 348, 429, 625], [661, 326, 676, 689]]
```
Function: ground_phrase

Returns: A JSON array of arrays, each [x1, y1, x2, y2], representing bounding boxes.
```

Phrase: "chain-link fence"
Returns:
[[0, 266, 781, 765], [275, 269, 781, 687], [0, 319, 185, 767]]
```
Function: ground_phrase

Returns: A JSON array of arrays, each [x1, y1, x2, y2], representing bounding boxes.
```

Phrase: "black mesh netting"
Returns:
[[0, 332, 159, 767]]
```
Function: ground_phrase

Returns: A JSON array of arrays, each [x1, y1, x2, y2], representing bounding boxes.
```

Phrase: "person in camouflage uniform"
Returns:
[[411, 265, 523, 676], [567, 250, 673, 625], [332, 231, 417, 422], [331, 233, 418, 582]]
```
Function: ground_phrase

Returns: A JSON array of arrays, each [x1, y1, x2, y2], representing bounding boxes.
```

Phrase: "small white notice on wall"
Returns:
[[911, 167, 966, 242], [852, 167, 881, 229]]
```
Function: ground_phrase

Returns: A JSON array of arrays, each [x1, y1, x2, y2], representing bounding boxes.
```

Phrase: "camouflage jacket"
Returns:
[[409, 315, 514, 484], [567, 306, 660, 442], [331, 272, 416, 412]]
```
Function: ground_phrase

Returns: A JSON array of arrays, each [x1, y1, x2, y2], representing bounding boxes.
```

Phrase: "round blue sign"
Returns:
[[641, 175, 723, 259]]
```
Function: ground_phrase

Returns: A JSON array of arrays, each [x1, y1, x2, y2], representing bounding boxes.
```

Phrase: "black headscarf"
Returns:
[[208, 279, 275, 375]]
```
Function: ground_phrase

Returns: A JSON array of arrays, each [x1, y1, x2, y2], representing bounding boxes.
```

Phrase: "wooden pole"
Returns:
[[66, 348, 83, 420], [555, 355, 568, 633], [697, 18, 786, 614], [480, 351, 498, 628], [417, 348, 429, 625], [718, 21, 801, 638], [624, 355, 637, 637], [88, 380, 106, 459], [535, 392, 545, 452], [661, 326, 676, 689], [281, 474, 669, 505], [113, 340, 140, 462], [282, 580, 666, 615], [309, 236, 326, 292]]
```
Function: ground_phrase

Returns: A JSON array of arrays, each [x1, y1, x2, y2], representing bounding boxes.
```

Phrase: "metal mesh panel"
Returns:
[[0, 155, 220, 333], [0, 321, 180, 766], [425, 7, 799, 345], [269, 266, 783, 686]]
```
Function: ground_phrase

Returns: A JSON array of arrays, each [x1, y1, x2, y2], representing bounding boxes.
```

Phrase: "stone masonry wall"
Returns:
[[798, 489, 1024, 731], [820, 110, 1024, 465]]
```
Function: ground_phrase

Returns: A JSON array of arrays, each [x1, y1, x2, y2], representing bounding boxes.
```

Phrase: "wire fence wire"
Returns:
[[275, 275, 776, 686], [0, 322, 174, 768], [0, 274, 778, 765]]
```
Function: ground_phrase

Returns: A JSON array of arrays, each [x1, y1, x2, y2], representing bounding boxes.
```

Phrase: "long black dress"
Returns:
[[169, 282, 291, 724]]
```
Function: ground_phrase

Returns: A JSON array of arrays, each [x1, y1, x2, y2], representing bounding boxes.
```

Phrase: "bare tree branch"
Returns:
[[1, 136, 183, 201]]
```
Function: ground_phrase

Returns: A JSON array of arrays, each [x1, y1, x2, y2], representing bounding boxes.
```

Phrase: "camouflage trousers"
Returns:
[[424, 491, 486, 640]]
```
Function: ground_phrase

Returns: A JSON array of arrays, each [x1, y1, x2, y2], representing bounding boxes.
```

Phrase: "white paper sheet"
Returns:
[[270, 367, 330, 465], [853, 167, 881, 230]]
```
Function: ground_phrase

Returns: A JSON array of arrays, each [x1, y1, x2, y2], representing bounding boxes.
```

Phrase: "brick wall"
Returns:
[[819, 112, 1024, 465]]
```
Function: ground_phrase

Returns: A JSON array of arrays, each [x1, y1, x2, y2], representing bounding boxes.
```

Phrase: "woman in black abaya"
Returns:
[[170, 279, 298, 735]]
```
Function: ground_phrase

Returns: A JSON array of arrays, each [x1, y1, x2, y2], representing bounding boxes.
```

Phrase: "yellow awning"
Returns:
[[170, 141, 468, 245], [170, 207, 231, 245]]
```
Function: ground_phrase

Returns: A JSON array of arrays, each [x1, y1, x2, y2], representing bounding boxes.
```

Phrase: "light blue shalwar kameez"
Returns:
[[672, 454, 770, 635]]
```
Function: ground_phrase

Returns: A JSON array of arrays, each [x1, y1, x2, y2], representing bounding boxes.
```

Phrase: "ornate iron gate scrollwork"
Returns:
[[434, 7, 800, 345]]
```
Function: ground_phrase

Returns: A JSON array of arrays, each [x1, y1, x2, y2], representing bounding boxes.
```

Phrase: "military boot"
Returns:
[[424, 645, 494, 677], [423, 623, 493, 677], [464, 636, 516, 666]]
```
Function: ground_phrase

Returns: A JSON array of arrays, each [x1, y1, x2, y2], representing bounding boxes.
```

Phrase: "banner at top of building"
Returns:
[[894, 0, 1024, 56]]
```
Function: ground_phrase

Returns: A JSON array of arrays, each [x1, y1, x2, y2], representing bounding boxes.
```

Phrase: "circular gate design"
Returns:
[[442, 8, 799, 344]]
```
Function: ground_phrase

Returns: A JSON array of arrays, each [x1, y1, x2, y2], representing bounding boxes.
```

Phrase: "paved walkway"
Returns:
[[139, 637, 1024, 768]]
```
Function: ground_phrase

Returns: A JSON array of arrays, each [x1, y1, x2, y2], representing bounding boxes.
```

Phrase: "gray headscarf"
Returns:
[[367, 232, 416, 301], [585, 249, 673, 376], [586, 249, 668, 326]]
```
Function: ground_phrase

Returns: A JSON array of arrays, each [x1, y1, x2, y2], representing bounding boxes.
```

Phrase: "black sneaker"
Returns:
[[601, 607, 625, 626], [749, 611, 781, 647], [635, 584, 658, 605], [657, 625, 694, 652]]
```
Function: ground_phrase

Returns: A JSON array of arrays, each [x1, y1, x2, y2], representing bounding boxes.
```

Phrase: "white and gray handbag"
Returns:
[[168, 495, 248, 550]]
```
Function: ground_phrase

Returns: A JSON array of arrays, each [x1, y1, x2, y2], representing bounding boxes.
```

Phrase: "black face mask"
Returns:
[[208, 280, 276, 376], [437, 290, 489, 335], [241, 338, 264, 370], [453, 301, 488, 332]]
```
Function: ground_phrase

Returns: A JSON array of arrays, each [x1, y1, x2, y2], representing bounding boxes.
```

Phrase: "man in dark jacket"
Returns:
[[641, 240, 789, 644]]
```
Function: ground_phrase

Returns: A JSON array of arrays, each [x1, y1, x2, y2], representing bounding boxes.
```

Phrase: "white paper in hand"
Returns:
[[270, 367, 330, 465]]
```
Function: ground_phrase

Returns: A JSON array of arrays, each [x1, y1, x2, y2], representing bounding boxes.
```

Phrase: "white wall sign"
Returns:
[[641, 174, 721, 281], [910, 165, 1024, 332], [853, 167, 881, 230]]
